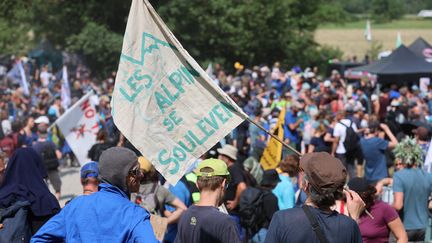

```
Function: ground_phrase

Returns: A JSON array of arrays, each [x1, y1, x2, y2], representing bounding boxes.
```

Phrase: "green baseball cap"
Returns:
[[194, 158, 230, 177]]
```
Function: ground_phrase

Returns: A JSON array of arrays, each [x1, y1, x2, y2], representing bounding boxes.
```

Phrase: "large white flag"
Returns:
[[56, 91, 98, 165], [112, 0, 246, 184]]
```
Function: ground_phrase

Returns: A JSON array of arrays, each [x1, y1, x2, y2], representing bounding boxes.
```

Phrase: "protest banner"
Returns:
[[111, 0, 246, 185], [260, 108, 286, 170], [56, 91, 98, 165]]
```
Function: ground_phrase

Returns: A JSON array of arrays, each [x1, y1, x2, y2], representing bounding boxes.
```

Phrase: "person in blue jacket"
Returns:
[[31, 147, 157, 243]]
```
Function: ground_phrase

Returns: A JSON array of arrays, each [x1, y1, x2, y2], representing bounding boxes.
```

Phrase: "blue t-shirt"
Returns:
[[393, 168, 432, 230], [360, 137, 389, 183], [265, 207, 362, 243], [283, 111, 300, 144], [164, 180, 192, 243], [272, 174, 295, 210]]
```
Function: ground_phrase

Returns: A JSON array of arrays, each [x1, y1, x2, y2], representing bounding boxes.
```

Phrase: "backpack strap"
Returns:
[[302, 205, 329, 243], [150, 182, 161, 212], [338, 121, 349, 128]]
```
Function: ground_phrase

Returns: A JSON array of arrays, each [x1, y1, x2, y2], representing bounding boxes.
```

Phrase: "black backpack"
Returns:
[[39, 142, 59, 171], [238, 187, 267, 236], [339, 121, 359, 153]]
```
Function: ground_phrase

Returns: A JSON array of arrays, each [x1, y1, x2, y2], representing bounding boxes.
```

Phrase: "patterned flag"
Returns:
[[55, 91, 98, 165]]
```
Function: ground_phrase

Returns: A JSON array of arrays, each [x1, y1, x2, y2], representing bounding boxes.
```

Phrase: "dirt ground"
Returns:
[[315, 29, 432, 59]]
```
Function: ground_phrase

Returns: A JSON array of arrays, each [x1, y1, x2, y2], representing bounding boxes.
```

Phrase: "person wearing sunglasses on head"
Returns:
[[31, 147, 157, 243], [80, 161, 100, 195], [175, 158, 241, 243]]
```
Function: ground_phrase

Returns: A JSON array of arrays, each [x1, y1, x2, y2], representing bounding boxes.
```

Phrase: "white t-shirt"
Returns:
[[40, 71, 52, 87], [333, 119, 357, 154]]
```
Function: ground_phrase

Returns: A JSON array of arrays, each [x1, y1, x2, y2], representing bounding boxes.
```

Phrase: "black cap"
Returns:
[[348, 177, 369, 193]]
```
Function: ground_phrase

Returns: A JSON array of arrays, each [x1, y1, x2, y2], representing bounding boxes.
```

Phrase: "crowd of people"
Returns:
[[0, 58, 431, 243]]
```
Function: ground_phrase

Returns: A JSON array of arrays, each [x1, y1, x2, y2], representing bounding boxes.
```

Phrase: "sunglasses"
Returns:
[[128, 164, 142, 177], [82, 170, 98, 179]]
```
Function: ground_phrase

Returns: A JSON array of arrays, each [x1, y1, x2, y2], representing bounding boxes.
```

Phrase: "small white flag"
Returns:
[[365, 20, 372, 41], [396, 32, 403, 48], [61, 65, 71, 109], [56, 91, 98, 165]]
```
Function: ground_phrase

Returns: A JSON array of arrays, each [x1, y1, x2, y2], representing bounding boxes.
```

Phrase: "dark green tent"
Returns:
[[28, 40, 63, 70]]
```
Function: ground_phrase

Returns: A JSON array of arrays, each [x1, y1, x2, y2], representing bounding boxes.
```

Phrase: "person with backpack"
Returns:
[[239, 169, 279, 243], [32, 123, 62, 200], [332, 110, 359, 179], [131, 156, 186, 224], [265, 152, 365, 243], [175, 158, 241, 243]]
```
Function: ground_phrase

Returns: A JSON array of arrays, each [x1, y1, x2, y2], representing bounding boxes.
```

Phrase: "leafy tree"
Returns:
[[156, 0, 325, 68], [0, 0, 340, 76], [315, 2, 351, 24], [0, 0, 130, 76], [371, 0, 405, 22], [67, 22, 123, 76]]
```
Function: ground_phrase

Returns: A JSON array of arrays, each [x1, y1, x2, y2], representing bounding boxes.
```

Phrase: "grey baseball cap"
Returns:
[[98, 147, 138, 192]]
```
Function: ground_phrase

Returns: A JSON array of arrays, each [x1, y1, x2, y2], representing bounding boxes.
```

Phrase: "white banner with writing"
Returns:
[[56, 91, 98, 165], [112, 0, 246, 184]]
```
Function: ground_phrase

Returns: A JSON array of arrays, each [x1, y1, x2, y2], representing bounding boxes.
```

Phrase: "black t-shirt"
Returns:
[[265, 207, 362, 243], [87, 142, 113, 161], [224, 164, 247, 203], [310, 136, 331, 153], [175, 205, 241, 243]]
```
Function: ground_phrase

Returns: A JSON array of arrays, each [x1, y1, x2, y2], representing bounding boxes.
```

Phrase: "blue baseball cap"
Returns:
[[80, 162, 99, 179]]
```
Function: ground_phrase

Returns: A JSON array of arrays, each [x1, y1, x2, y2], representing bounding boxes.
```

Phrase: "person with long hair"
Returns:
[[308, 122, 332, 153], [348, 177, 407, 243]]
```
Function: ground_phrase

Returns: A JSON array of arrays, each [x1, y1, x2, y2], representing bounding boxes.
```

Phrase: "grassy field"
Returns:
[[315, 18, 432, 58]]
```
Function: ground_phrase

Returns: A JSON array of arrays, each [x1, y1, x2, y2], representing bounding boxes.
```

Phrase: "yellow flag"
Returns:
[[260, 108, 286, 170]]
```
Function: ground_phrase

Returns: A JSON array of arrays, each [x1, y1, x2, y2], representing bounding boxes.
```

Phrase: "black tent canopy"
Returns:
[[347, 45, 432, 85], [408, 37, 432, 60]]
